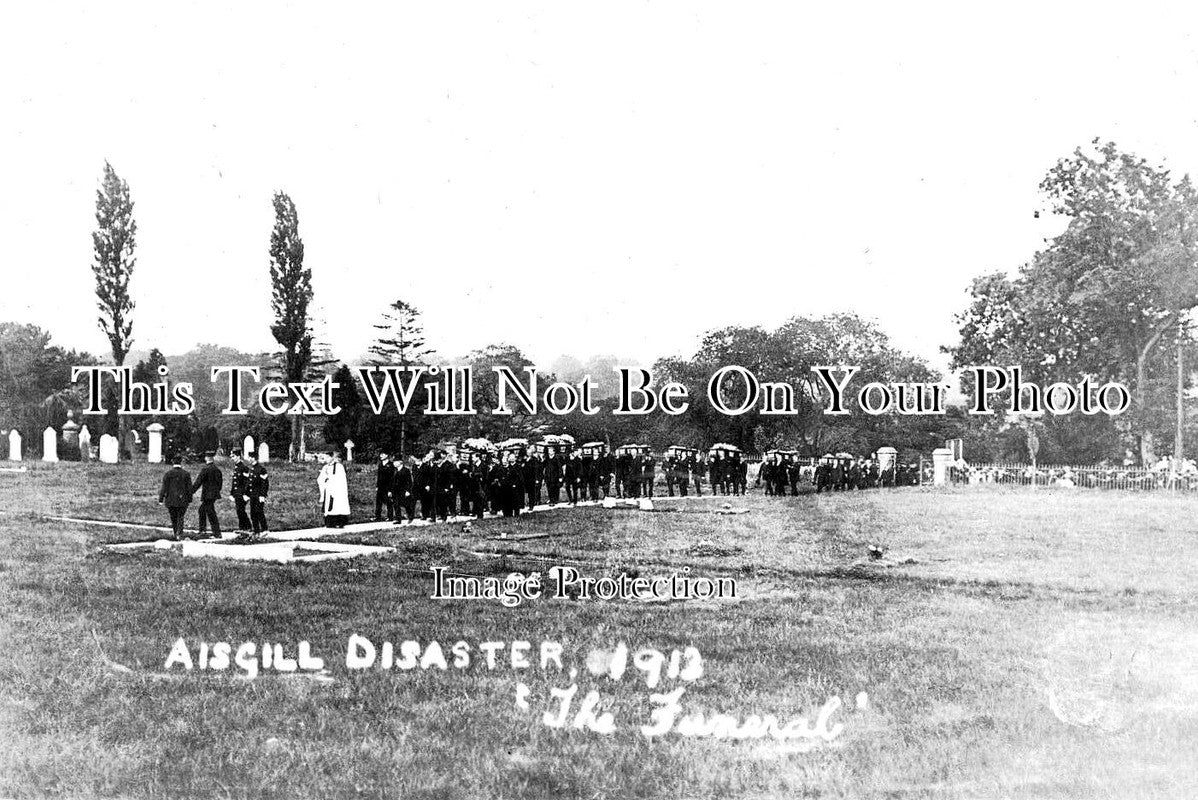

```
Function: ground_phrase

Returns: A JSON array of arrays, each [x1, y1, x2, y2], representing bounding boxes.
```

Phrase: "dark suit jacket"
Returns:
[[159, 466, 193, 508], [191, 463, 223, 502]]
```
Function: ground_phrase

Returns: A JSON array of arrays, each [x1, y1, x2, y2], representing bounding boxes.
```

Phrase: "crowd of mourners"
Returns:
[[756, 453, 920, 495], [372, 446, 755, 524], [155, 440, 922, 540]]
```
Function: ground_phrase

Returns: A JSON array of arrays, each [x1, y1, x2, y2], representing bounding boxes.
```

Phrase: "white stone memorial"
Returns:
[[7, 430, 21, 462], [345, 439, 355, 463], [146, 422, 165, 464], [78, 425, 92, 461], [99, 434, 119, 464], [61, 412, 79, 444], [258, 442, 270, 463], [42, 427, 58, 462], [243, 435, 255, 459], [931, 447, 954, 487]]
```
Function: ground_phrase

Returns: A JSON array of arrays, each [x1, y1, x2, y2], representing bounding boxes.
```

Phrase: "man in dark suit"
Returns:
[[229, 452, 251, 531], [522, 451, 543, 510], [542, 448, 562, 505], [158, 460, 193, 540], [691, 453, 705, 496], [500, 452, 523, 516], [563, 452, 581, 505], [191, 451, 223, 538], [596, 449, 614, 499], [375, 453, 396, 521], [435, 451, 458, 521], [392, 456, 416, 524], [640, 453, 656, 498], [416, 453, 437, 520], [247, 452, 270, 538]]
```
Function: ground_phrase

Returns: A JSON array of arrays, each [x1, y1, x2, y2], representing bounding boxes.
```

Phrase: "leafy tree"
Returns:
[[950, 140, 1198, 463], [0, 323, 97, 453], [267, 192, 314, 461]]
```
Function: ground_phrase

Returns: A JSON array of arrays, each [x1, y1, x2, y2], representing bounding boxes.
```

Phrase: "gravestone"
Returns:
[[62, 412, 79, 444], [7, 430, 21, 462], [345, 439, 355, 463], [146, 422, 165, 464], [258, 442, 270, 463], [243, 435, 255, 459], [99, 434, 119, 464], [42, 427, 58, 462], [78, 425, 92, 461], [125, 429, 142, 461], [931, 447, 954, 487]]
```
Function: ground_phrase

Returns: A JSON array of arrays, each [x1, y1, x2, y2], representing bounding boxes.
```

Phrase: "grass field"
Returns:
[[2, 462, 1197, 798]]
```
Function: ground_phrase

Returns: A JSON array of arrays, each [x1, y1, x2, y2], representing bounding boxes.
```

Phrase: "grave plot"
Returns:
[[104, 535, 392, 564]]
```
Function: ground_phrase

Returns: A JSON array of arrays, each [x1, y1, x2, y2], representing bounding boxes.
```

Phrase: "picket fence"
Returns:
[[956, 462, 1198, 491]]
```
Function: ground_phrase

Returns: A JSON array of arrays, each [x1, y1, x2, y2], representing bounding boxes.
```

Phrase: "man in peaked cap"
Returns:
[[229, 451, 252, 531], [246, 451, 270, 538], [191, 451, 223, 538]]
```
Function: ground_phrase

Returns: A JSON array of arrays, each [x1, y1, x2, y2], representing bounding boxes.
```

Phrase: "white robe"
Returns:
[[318, 462, 351, 517]]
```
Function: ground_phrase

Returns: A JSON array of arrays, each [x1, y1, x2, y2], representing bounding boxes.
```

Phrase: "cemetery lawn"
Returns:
[[2, 464, 1197, 798]]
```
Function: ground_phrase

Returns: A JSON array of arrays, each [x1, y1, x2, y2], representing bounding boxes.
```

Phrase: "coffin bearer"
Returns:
[[158, 459, 192, 540], [229, 451, 252, 531], [640, 452, 656, 497], [318, 451, 351, 528], [191, 451, 223, 538]]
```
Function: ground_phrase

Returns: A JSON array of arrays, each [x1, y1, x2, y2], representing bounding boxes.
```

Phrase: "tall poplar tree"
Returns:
[[268, 192, 314, 460]]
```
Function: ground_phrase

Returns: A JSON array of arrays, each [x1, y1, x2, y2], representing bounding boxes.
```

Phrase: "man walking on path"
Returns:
[[191, 451, 223, 538], [158, 460, 192, 540]]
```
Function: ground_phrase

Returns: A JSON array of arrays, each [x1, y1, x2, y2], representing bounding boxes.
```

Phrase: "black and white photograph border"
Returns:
[[3, 2, 1198, 798]]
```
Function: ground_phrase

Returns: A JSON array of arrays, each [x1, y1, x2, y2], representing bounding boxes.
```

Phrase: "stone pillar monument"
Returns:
[[146, 422, 165, 464], [62, 412, 79, 445], [931, 447, 954, 487], [7, 430, 21, 462], [42, 427, 58, 462]]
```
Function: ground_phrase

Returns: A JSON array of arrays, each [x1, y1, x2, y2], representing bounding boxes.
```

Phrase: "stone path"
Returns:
[[81, 494, 739, 564]]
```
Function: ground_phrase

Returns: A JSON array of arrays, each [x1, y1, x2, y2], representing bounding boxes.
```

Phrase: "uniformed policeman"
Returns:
[[229, 451, 252, 531], [246, 452, 270, 538]]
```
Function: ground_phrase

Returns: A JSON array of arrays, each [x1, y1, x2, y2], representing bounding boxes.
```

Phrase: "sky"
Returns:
[[4, 2, 1198, 376]]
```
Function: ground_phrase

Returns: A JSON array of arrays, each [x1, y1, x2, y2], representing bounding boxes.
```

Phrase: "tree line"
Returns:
[[4, 142, 1197, 466]]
